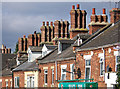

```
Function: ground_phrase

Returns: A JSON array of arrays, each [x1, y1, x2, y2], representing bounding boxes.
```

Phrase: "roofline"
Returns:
[[75, 23, 112, 49], [12, 69, 39, 72], [40, 57, 75, 64], [76, 42, 120, 52]]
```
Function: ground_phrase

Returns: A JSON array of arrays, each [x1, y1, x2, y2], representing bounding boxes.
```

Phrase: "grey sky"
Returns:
[[2, 2, 116, 52]]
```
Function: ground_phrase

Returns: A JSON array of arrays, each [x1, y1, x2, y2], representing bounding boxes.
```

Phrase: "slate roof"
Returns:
[[59, 40, 74, 44], [18, 54, 28, 61], [1, 54, 17, 70], [29, 46, 42, 52], [77, 21, 120, 51], [38, 46, 75, 64], [46, 45, 57, 50], [0, 54, 17, 76], [12, 61, 39, 72]]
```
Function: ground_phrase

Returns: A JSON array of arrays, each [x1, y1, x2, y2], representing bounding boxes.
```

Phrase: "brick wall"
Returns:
[[13, 71, 24, 88], [0, 76, 12, 88], [76, 45, 117, 87], [89, 8, 108, 35], [38, 59, 75, 87], [18, 31, 41, 52], [110, 8, 120, 23]]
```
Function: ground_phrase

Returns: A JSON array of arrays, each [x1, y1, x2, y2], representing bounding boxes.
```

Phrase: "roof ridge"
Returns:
[[75, 23, 112, 51]]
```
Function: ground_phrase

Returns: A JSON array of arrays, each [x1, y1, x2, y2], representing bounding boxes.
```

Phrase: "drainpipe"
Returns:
[[102, 48, 105, 81], [55, 61, 57, 80]]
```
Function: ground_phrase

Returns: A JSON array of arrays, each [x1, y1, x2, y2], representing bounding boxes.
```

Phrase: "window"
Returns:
[[52, 69, 54, 84], [85, 59, 91, 82], [27, 76, 34, 88], [70, 64, 74, 80], [15, 77, 19, 88], [10, 81, 12, 89], [6, 81, 8, 89], [99, 58, 104, 76], [44, 69, 48, 85], [61, 65, 67, 80], [116, 56, 120, 71]]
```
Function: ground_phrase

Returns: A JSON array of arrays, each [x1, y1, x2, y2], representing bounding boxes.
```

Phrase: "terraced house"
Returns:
[[1, 3, 120, 89]]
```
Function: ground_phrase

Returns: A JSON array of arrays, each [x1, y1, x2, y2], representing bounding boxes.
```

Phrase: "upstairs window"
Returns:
[[15, 77, 19, 88], [52, 69, 54, 84], [70, 64, 74, 80], [44, 69, 48, 85], [61, 65, 67, 80], [116, 56, 120, 71], [99, 58, 104, 76], [27, 76, 34, 88]]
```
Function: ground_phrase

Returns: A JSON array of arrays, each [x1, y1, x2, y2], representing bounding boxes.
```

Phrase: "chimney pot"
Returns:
[[23, 35, 26, 38], [50, 22, 53, 26], [47, 21, 49, 26], [77, 4, 79, 9], [72, 5, 75, 9], [43, 21, 45, 26], [4, 46, 6, 48], [103, 8, 106, 14], [92, 8, 95, 15]]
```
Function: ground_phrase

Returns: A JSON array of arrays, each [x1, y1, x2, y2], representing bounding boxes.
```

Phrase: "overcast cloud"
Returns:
[[2, 2, 116, 52]]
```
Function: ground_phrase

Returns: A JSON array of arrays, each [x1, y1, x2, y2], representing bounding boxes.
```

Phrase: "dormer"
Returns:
[[27, 46, 42, 62]]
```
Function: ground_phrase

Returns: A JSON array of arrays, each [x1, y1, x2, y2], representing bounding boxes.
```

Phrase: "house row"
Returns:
[[1, 3, 120, 89]]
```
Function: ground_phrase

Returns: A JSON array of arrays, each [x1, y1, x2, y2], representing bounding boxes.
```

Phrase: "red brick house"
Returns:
[[75, 20, 120, 88]]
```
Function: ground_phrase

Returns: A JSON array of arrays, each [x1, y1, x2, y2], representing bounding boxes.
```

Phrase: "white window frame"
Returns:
[[6, 81, 8, 89], [52, 69, 54, 85], [27, 76, 35, 88], [14, 77, 19, 88], [85, 59, 91, 82], [61, 65, 67, 80], [70, 64, 74, 80], [10, 80, 12, 89], [44, 69, 48, 85], [116, 56, 120, 71], [99, 58, 104, 76]]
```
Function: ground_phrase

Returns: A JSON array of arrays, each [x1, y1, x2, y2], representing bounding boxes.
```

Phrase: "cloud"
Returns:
[[2, 2, 115, 52]]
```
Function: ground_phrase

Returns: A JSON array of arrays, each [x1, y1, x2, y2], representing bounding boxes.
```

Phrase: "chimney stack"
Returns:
[[72, 5, 75, 9], [77, 4, 79, 9], [43, 21, 45, 26], [92, 8, 95, 15], [103, 8, 106, 14], [47, 21, 49, 26], [50, 22, 53, 26], [23, 35, 26, 38]]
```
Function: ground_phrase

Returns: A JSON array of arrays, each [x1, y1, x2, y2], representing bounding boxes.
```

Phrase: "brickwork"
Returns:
[[0, 76, 12, 88], [76, 45, 117, 87], [38, 59, 75, 87], [70, 4, 88, 39], [110, 8, 120, 23], [13, 71, 24, 88], [18, 31, 41, 52], [1, 45, 11, 54], [89, 8, 108, 35]]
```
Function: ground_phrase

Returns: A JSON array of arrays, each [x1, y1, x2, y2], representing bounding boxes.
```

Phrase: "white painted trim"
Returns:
[[43, 67, 48, 69], [51, 66, 54, 69], [114, 51, 119, 56], [5, 79, 8, 81], [85, 59, 91, 82], [70, 64, 74, 80], [61, 65, 67, 80], [83, 51, 93, 60]]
